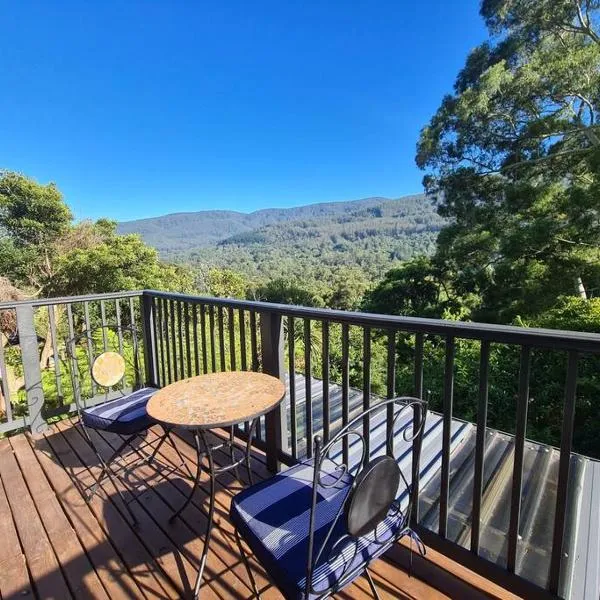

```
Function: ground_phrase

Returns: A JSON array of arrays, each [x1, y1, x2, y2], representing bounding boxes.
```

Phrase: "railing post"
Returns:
[[141, 292, 157, 387], [260, 311, 288, 473], [16, 303, 48, 435]]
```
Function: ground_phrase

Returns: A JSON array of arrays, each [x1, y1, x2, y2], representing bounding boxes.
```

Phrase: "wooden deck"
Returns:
[[0, 419, 451, 600]]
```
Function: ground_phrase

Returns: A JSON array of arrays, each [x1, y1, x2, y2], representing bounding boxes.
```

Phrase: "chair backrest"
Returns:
[[305, 396, 428, 597], [65, 324, 142, 415]]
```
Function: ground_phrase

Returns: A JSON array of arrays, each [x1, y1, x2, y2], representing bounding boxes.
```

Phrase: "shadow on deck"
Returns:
[[0, 420, 451, 600]]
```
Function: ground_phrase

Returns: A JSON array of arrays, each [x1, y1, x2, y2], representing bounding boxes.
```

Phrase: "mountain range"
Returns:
[[117, 194, 443, 264]]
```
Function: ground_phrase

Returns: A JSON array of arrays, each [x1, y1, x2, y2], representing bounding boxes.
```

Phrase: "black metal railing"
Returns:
[[2, 288, 599, 599]]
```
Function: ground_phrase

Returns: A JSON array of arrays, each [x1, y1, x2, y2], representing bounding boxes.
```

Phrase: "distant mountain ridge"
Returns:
[[117, 194, 434, 255]]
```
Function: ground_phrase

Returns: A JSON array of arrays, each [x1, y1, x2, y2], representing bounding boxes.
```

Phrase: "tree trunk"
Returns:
[[576, 276, 588, 299]]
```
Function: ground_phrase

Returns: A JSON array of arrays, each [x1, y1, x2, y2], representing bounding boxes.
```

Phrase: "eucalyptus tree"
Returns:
[[417, 0, 600, 322]]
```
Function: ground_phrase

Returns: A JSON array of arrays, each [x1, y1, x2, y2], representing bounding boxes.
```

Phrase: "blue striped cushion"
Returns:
[[230, 459, 406, 599], [81, 387, 158, 435]]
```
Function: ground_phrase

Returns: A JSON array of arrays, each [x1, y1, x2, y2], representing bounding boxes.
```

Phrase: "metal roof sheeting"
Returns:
[[280, 374, 600, 600]]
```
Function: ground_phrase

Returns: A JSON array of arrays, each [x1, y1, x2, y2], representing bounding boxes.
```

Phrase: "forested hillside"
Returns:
[[187, 195, 444, 284], [117, 195, 444, 271]]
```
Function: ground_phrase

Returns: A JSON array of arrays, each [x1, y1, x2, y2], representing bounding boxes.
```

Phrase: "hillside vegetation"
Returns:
[[118, 194, 445, 284]]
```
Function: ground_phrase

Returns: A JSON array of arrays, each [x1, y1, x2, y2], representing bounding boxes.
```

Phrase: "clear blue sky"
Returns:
[[1, 1, 486, 221]]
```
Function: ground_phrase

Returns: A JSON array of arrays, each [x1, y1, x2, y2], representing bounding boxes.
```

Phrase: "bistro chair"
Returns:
[[230, 396, 428, 599], [66, 324, 186, 525]]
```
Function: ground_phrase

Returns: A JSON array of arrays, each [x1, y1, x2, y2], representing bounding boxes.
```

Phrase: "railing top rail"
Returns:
[[0, 290, 143, 310], [144, 289, 600, 353]]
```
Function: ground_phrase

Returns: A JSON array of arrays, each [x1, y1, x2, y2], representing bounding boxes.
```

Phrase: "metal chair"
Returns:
[[230, 396, 428, 599], [66, 324, 187, 526]]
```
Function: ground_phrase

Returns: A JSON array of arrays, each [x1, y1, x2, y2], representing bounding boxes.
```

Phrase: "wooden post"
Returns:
[[260, 311, 288, 472], [16, 304, 48, 435], [141, 293, 157, 387]]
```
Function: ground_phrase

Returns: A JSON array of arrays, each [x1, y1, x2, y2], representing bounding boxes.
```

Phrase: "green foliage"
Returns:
[[254, 278, 319, 307], [0, 171, 72, 247], [204, 268, 248, 299], [416, 0, 600, 323], [0, 171, 194, 297]]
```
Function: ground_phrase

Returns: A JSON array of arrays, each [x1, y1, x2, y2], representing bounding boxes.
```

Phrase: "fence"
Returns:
[[2, 288, 600, 599]]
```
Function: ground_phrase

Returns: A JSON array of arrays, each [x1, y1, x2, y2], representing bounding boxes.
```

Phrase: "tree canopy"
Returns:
[[416, 0, 600, 323], [0, 171, 194, 298]]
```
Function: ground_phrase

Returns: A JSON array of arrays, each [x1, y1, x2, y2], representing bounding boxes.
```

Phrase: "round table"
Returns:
[[147, 371, 285, 599]]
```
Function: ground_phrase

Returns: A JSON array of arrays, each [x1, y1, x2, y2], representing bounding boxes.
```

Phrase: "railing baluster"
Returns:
[[218, 306, 226, 371], [322, 320, 330, 443], [440, 335, 455, 538], [288, 315, 297, 458], [170, 299, 178, 381], [66, 303, 78, 404], [177, 301, 185, 378], [386, 330, 396, 452], [115, 300, 124, 354], [250, 311, 259, 371], [99, 299, 108, 350], [184, 303, 192, 377], [549, 351, 578, 594], [163, 300, 172, 384], [83, 301, 97, 397], [156, 298, 166, 386], [363, 326, 371, 461], [192, 304, 200, 376], [507, 345, 531, 573], [341, 322, 350, 466], [129, 297, 141, 387], [304, 318, 313, 458], [472, 340, 490, 554], [48, 305, 63, 404], [239, 309, 247, 371], [411, 332, 424, 524], [200, 304, 208, 374], [228, 307, 236, 370], [115, 299, 125, 388], [209, 306, 217, 372], [0, 320, 13, 422]]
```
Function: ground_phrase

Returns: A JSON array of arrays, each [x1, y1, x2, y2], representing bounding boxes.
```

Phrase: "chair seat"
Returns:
[[81, 387, 158, 435], [230, 459, 406, 599]]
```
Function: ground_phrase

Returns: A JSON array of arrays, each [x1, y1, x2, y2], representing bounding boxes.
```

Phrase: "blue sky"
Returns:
[[1, 1, 486, 221]]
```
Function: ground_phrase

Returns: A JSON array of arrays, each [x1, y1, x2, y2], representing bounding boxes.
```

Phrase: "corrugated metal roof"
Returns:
[[278, 374, 600, 600]]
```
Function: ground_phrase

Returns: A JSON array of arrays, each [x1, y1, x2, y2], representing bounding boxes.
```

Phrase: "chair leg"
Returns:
[[90, 434, 137, 494], [365, 568, 382, 600], [235, 528, 262, 599], [88, 439, 138, 527]]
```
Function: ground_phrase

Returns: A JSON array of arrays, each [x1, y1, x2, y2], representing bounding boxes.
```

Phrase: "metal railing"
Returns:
[[2, 288, 599, 599]]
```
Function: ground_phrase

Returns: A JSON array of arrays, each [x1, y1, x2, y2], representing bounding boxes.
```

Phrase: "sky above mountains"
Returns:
[[1, 1, 486, 221]]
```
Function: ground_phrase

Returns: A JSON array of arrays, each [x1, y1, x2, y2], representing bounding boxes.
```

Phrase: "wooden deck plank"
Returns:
[[68, 421, 241, 600], [52, 421, 184, 599], [0, 421, 479, 600], [137, 427, 285, 598], [148, 427, 411, 600], [30, 432, 147, 600], [0, 438, 73, 600], [0, 445, 32, 600], [85, 421, 281, 599], [44, 424, 179, 599], [9, 434, 110, 600]]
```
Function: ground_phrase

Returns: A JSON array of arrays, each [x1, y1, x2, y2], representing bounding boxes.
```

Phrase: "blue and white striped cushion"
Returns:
[[230, 458, 406, 599], [81, 387, 158, 435]]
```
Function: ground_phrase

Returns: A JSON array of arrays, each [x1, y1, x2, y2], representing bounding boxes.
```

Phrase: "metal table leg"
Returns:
[[193, 429, 215, 599], [168, 431, 204, 524], [167, 421, 259, 598]]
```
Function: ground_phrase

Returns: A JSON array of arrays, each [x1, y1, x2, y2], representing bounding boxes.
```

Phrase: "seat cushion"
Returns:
[[230, 459, 405, 599], [81, 387, 158, 435]]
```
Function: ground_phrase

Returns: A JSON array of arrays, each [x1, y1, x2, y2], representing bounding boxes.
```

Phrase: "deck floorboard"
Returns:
[[0, 422, 450, 600]]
